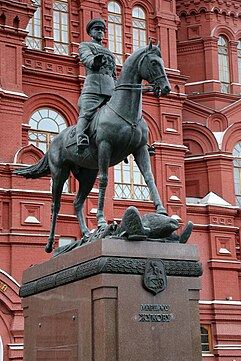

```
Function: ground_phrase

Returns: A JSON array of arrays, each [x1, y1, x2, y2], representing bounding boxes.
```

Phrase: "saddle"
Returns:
[[65, 111, 100, 149]]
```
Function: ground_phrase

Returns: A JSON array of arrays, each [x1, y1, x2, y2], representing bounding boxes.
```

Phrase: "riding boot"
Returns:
[[76, 117, 90, 152]]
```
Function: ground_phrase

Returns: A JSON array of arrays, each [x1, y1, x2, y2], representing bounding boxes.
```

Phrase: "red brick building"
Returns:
[[0, 0, 241, 359]]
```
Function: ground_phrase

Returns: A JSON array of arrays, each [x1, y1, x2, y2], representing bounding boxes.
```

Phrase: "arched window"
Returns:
[[28, 108, 67, 153], [200, 325, 212, 353], [218, 36, 230, 93], [233, 142, 241, 207], [114, 155, 150, 201], [28, 108, 69, 191], [237, 40, 241, 84], [53, 0, 69, 55], [108, 1, 123, 65], [26, 0, 42, 50], [132, 6, 147, 51]]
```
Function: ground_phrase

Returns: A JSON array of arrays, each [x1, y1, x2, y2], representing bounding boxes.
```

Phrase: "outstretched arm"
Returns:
[[78, 43, 106, 69]]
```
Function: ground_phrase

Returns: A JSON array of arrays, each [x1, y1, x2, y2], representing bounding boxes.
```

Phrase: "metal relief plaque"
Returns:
[[143, 259, 167, 295]]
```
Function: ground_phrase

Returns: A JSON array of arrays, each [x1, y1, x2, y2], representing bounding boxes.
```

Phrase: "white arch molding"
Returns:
[[0, 336, 3, 361]]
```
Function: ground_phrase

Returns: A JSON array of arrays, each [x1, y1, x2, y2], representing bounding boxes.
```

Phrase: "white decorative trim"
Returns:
[[0, 187, 52, 195], [13, 148, 23, 164], [170, 195, 181, 201], [8, 344, 24, 350], [185, 153, 234, 161], [0, 88, 28, 98], [202, 353, 215, 357], [113, 197, 151, 203], [192, 222, 238, 227], [213, 131, 224, 149], [208, 259, 241, 264], [165, 67, 180, 73], [218, 247, 231, 254], [0, 269, 20, 287], [186, 80, 220, 86], [154, 142, 187, 149], [219, 98, 241, 112], [58, 214, 77, 218], [0, 233, 52, 237], [169, 175, 180, 181], [165, 128, 178, 133], [91, 188, 99, 193], [214, 344, 241, 350], [171, 214, 182, 220], [24, 216, 40, 224], [169, 91, 186, 96], [199, 300, 241, 305]]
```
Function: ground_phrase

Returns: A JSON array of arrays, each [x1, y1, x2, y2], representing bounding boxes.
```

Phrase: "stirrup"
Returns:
[[77, 134, 89, 150]]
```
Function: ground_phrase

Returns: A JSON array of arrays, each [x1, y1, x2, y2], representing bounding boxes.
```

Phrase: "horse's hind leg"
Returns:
[[73, 168, 98, 238], [45, 168, 70, 253]]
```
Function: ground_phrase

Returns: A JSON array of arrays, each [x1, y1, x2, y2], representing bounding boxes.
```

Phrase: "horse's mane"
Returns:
[[117, 44, 162, 83], [121, 44, 162, 69]]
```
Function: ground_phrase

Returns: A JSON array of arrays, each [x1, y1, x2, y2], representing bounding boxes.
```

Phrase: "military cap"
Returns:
[[86, 18, 106, 35]]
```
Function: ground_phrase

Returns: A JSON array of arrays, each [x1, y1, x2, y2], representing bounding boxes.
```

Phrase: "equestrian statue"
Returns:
[[14, 18, 192, 253]]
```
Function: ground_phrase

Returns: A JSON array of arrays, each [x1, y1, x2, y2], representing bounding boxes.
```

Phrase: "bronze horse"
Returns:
[[14, 40, 171, 253]]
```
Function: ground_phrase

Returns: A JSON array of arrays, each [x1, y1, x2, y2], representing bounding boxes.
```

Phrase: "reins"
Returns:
[[114, 75, 167, 93], [107, 47, 166, 133], [114, 49, 167, 93]]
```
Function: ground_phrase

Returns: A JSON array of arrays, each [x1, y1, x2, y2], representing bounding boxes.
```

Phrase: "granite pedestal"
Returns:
[[20, 238, 203, 361]]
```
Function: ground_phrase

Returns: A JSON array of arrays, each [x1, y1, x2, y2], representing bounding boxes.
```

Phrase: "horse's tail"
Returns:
[[13, 152, 50, 179]]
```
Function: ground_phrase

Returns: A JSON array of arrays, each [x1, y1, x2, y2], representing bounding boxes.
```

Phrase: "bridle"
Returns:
[[114, 49, 167, 95], [107, 48, 168, 131]]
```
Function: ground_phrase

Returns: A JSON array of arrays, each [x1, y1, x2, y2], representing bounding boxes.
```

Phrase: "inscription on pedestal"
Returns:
[[138, 304, 173, 322]]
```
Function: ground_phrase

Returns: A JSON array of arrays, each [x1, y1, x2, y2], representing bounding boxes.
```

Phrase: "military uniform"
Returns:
[[76, 18, 117, 149], [79, 42, 116, 96]]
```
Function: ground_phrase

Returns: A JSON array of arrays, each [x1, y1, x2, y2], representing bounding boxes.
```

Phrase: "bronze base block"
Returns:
[[21, 239, 203, 361]]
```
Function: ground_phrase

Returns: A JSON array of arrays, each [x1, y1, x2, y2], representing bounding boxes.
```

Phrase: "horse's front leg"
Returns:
[[133, 146, 167, 215], [97, 141, 111, 227]]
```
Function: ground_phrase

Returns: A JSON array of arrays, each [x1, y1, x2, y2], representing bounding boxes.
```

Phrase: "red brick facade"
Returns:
[[0, 0, 240, 360]]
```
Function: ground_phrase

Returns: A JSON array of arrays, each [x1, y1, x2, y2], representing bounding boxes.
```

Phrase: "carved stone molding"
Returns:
[[19, 256, 203, 298]]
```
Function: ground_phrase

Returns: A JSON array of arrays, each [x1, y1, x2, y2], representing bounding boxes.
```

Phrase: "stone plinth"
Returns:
[[20, 238, 203, 361]]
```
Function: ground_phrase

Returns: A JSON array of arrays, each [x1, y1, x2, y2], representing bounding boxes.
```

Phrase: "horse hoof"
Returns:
[[98, 220, 107, 228], [45, 244, 53, 253], [156, 206, 168, 216]]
